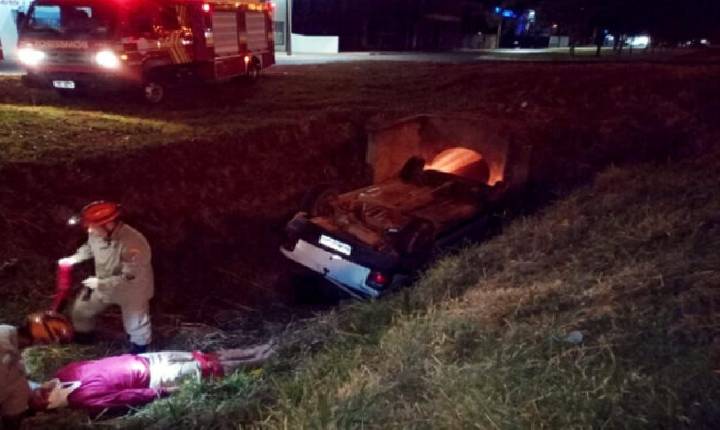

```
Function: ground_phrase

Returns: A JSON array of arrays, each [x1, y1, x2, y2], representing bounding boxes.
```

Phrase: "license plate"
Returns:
[[53, 80, 75, 89], [319, 234, 352, 256]]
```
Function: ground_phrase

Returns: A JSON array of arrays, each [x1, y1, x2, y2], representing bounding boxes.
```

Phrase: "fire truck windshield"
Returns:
[[24, 2, 116, 38]]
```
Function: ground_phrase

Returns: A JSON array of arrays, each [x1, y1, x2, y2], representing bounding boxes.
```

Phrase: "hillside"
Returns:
[[112, 140, 720, 429]]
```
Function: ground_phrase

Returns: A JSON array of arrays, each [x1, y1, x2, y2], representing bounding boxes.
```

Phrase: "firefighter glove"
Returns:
[[81, 277, 99, 289], [58, 256, 77, 266]]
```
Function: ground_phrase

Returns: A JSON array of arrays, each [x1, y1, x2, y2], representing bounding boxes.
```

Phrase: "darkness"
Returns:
[[290, 0, 720, 51]]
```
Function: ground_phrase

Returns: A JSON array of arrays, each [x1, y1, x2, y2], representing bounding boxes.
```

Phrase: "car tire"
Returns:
[[399, 156, 426, 183], [301, 184, 339, 218], [398, 218, 435, 256]]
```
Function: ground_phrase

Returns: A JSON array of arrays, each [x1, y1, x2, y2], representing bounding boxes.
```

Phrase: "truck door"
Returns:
[[187, 3, 209, 62]]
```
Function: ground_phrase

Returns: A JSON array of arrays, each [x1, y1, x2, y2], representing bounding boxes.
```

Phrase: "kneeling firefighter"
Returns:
[[59, 201, 154, 353]]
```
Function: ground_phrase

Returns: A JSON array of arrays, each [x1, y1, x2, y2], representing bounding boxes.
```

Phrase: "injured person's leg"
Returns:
[[141, 342, 276, 388], [140, 351, 201, 388]]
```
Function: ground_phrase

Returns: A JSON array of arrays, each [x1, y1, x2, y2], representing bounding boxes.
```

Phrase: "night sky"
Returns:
[[290, 0, 720, 50]]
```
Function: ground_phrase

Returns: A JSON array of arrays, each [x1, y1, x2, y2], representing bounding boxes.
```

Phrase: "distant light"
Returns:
[[494, 6, 501, 14], [502, 10, 515, 18], [202, 3, 210, 12], [67, 216, 80, 226], [701, 39, 709, 45], [528, 10, 536, 19], [552, 24, 558, 29], [628, 35, 650, 48]]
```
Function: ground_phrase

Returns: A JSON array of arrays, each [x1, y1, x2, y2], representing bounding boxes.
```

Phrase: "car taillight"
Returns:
[[366, 271, 391, 288]]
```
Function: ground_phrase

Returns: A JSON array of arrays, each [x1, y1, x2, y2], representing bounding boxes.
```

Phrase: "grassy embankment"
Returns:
[[111, 141, 720, 429], [2, 60, 720, 427]]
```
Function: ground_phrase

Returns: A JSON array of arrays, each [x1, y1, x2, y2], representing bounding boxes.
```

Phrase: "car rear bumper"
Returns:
[[281, 240, 380, 298]]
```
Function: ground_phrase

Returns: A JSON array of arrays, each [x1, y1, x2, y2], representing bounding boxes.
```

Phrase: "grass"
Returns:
[[0, 104, 192, 162], [34, 145, 713, 430], [2, 59, 719, 164]]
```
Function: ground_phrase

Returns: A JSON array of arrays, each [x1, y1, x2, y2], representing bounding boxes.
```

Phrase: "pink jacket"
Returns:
[[56, 355, 166, 414]]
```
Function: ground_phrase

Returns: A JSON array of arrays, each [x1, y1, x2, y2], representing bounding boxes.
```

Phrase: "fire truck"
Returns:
[[16, 0, 275, 103]]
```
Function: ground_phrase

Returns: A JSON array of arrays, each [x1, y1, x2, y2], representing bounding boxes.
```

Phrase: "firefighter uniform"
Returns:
[[70, 223, 154, 347], [0, 325, 31, 421]]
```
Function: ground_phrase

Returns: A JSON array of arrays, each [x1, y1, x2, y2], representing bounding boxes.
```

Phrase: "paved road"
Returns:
[[2, 52, 491, 73], [0, 48, 709, 75]]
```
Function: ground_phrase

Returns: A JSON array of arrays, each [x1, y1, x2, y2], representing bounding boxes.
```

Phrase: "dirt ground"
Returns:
[[2, 55, 720, 350]]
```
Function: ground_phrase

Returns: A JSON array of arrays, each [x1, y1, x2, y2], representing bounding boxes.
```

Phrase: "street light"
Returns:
[[285, 0, 292, 55], [496, 17, 503, 49]]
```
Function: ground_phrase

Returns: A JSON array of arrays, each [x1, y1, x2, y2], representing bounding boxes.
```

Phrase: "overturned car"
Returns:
[[281, 115, 532, 298]]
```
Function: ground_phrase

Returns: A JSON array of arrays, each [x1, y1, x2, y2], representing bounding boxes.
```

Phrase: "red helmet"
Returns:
[[81, 201, 121, 227], [26, 311, 74, 344]]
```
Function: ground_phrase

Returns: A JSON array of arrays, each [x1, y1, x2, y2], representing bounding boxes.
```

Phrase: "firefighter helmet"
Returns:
[[26, 311, 74, 344], [81, 201, 121, 227]]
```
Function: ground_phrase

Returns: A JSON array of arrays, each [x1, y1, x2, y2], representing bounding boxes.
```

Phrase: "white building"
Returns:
[[271, 0, 338, 54], [0, 0, 30, 61]]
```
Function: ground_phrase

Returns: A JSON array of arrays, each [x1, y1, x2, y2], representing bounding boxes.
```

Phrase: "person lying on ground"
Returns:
[[28, 342, 274, 416]]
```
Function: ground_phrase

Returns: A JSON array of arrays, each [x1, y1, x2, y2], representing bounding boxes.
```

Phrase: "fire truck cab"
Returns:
[[17, 0, 275, 103]]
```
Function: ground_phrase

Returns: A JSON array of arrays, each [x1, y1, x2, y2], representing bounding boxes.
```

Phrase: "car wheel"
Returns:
[[143, 81, 165, 104], [398, 219, 435, 256], [399, 156, 426, 183], [301, 185, 339, 217]]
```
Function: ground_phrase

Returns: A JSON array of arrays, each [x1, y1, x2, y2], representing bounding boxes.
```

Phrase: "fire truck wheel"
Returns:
[[246, 59, 261, 82], [143, 81, 165, 104]]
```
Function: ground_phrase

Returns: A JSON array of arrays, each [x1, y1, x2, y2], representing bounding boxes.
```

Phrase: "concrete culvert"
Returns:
[[424, 147, 491, 184], [367, 114, 532, 192]]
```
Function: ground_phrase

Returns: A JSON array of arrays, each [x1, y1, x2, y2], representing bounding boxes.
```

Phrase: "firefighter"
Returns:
[[60, 201, 154, 354], [0, 313, 73, 429], [28, 342, 275, 415]]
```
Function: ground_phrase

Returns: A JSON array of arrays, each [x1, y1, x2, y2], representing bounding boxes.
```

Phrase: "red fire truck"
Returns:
[[17, 0, 275, 102]]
